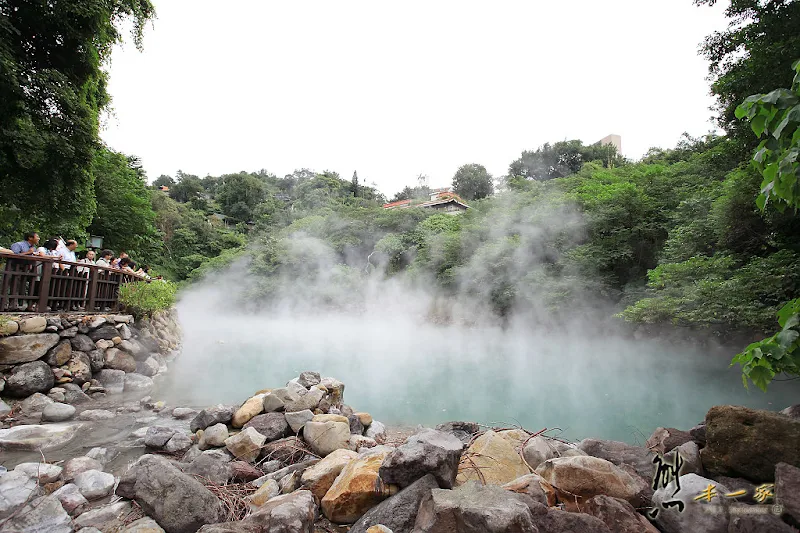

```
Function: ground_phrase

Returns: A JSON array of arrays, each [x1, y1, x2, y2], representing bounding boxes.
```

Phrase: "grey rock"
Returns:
[[583, 494, 657, 533], [262, 392, 284, 413], [298, 371, 321, 388], [284, 387, 324, 412], [124, 373, 154, 394], [0, 400, 9, 417], [74, 469, 115, 500], [51, 483, 88, 516], [0, 495, 72, 533], [63, 385, 92, 404], [78, 409, 115, 421], [118, 323, 132, 340], [96, 368, 126, 394], [86, 447, 118, 466], [285, 409, 314, 433], [435, 421, 479, 445], [776, 462, 800, 527], [349, 414, 365, 435], [782, 404, 800, 419], [199, 423, 229, 450], [578, 438, 656, 481], [46, 317, 62, 329], [380, 428, 463, 489], [88, 316, 107, 329], [13, 462, 62, 483], [413, 482, 539, 533], [120, 517, 166, 533], [62, 456, 104, 481], [73, 501, 132, 530], [66, 351, 92, 385], [165, 432, 193, 453], [522, 436, 585, 470], [19, 392, 54, 416], [5, 360, 54, 397], [365, 420, 387, 443], [40, 402, 76, 422], [172, 407, 198, 419], [527, 504, 612, 533], [216, 491, 316, 533], [59, 326, 78, 338], [671, 440, 703, 476], [652, 473, 730, 533], [0, 470, 43, 518], [105, 347, 137, 372], [0, 423, 82, 451], [42, 339, 72, 366], [728, 513, 797, 533], [190, 404, 237, 432], [646, 427, 694, 455], [244, 412, 290, 442], [0, 333, 60, 365], [184, 449, 235, 485], [135, 356, 160, 377], [351, 474, 438, 533], [145, 426, 177, 448], [87, 349, 105, 373], [118, 454, 222, 533], [88, 325, 119, 341], [70, 334, 96, 352]]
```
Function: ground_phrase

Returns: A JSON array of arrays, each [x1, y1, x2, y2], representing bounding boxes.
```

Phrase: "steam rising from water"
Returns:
[[158, 197, 800, 442]]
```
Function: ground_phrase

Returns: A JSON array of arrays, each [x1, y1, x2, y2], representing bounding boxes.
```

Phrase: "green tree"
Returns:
[[0, 0, 155, 244], [351, 171, 359, 197], [152, 175, 175, 189], [508, 140, 625, 182], [216, 173, 267, 222], [452, 164, 494, 201], [88, 147, 159, 256], [697, 0, 800, 150], [169, 172, 204, 203]]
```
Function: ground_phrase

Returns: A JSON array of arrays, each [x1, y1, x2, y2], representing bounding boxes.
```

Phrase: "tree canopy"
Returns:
[[452, 164, 494, 201]]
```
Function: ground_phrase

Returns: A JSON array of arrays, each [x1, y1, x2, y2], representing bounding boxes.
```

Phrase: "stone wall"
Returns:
[[0, 310, 180, 415]]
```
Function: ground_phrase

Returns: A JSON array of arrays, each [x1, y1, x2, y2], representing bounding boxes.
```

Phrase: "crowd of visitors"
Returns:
[[2, 232, 151, 279]]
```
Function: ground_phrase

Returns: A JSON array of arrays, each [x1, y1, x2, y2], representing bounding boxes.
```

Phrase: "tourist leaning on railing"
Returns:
[[10, 232, 40, 255]]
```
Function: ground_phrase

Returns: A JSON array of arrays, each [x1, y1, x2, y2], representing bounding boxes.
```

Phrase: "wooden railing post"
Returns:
[[87, 265, 98, 312], [38, 262, 52, 312]]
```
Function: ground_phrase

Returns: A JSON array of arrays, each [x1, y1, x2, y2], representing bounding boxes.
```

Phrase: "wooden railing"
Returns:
[[0, 252, 146, 313]]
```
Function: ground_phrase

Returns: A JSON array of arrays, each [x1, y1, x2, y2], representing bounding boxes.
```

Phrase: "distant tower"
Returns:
[[599, 134, 622, 154]]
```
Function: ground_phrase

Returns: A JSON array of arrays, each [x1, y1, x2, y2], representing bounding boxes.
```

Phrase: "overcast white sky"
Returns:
[[101, 0, 728, 196]]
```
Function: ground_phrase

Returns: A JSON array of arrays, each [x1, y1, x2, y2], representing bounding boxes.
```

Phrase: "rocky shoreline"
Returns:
[[0, 312, 799, 533]]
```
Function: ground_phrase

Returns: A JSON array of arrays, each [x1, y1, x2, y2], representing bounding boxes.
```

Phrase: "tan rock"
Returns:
[[0, 320, 19, 336], [247, 478, 280, 508], [497, 429, 529, 450], [304, 420, 351, 457], [312, 414, 348, 424], [224, 427, 266, 463], [502, 473, 550, 506], [301, 448, 358, 500], [584, 494, 660, 533], [355, 412, 373, 426], [19, 316, 47, 333], [119, 517, 166, 533], [232, 395, 265, 428], [535, 455, 647, 511], [457, 430, 530, 486], [366, 526, 393, 533], [321, 449, 390, 523], [112, 336, 122, 345]]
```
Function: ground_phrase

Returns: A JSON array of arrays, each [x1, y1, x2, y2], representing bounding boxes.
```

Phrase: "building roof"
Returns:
[[382, 190, 469, 210]]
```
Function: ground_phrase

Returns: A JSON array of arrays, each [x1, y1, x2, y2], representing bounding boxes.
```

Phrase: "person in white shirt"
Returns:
[[96, 249, 113, 268], [60, 239, 78, 266], [77, 250, 96, 274]]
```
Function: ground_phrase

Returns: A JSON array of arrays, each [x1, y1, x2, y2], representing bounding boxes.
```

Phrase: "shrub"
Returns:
[[118, 280, 178, 318]]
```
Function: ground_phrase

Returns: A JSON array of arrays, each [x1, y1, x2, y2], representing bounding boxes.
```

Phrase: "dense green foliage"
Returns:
[[119, 280, 178, 318], [507, 140, 625, 181], [0, 0, 155, 243], [452, 164, 494, 200], [730, 61, 800, 390]]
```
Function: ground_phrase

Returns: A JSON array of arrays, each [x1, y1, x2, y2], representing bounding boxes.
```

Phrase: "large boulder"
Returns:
[[199, 423, 229, 450], [96, 368, 126, 394], [14, 462, 62, 483], [301, 448, 358, 500], [578, 439, 656, 482], [286, 410, 314, 433], [456, 430, 529, 486], [105, 347, 137, 372], [87, 349, 105, 372], [350, 474, 438, 533], [701, 405, 800, 482], [0, 423, 81, 451], [184, 449, 234, 485], [535, 455, 648, 510], [41, 402, 76, 422], [225, 427, 266, 463], [232, 395, 265, 428], [62, 456, 103, 481], [284, 387, 324, 412], [42, 339, 72, 366], [124, 373, 154, 394], [117, 454, 223, 533], [190, 404, 237, 433], [434, 421, 480, 445], [0, 470, 43, 518], [18, 316, 46, 333], [379, 428, 463, 489], [0, 333, 59, 365], [70, 333, 96, 352], [298, 371, 321, 388], [652, 473, 730, 533], [4, 360, 54, 397], [413, 482, 538, 533], [0, 494, 72, 533], [776, 462, 800, 527], [244, 412, 290, 442], [144, 426, 177, 448], [522, 436, 586, 470], [303, 420, 351, 457], [73, 470, 115, 500], [322, 448, 391, 523], [88, 325, 120, 341], [201, 490, 316, 533], [584, 494, 660, 533]]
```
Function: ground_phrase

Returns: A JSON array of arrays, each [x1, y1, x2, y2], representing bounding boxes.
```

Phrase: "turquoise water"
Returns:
[[158, 298, 800, 444]]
